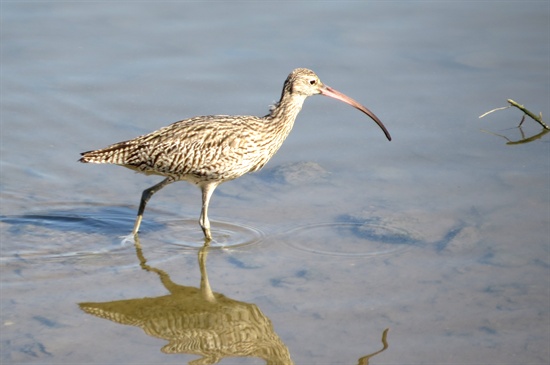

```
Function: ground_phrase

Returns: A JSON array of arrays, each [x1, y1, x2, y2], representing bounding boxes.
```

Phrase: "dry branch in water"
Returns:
[[479, 99, 549, 130]]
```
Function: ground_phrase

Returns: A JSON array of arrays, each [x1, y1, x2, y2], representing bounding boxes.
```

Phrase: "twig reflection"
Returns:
[[479, 98, 549, 144], [481, 126, 549, 145], [357, 328, 389, 365]]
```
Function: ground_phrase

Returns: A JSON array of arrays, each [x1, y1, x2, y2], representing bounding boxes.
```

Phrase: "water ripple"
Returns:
[[0, 203, 265, 268], [145, 218, 265, 250], [280, 222, 416, 257]]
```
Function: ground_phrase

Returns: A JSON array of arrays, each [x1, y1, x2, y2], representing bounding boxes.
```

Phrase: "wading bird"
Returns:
[[80, 68, 391, 240]]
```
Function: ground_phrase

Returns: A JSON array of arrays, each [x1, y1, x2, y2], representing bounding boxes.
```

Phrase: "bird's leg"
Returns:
[[199, 182, 219, 241], [132, 177, 173, 235]]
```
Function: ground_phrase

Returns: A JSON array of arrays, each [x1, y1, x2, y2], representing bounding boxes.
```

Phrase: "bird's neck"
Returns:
[[264, 93, 307, 134], [243, 92, 308, 172]]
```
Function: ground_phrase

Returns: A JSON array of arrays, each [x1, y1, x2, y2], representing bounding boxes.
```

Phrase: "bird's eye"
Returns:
[[309, 79, 316, 85]]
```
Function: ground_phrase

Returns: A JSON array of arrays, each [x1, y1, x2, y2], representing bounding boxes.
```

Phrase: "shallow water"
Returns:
[[1, 1, 549, 364]]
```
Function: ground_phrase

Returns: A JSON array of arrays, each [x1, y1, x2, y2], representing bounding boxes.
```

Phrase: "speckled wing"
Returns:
[[80, 115, 271, 182]]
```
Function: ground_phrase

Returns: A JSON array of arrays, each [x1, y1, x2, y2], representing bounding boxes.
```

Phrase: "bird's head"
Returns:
[[284, 68, 325, 96], [283, 68, 392, 141]]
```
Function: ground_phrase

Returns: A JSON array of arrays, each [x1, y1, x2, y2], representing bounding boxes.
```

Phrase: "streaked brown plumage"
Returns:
[[79, 68, 391, 241]]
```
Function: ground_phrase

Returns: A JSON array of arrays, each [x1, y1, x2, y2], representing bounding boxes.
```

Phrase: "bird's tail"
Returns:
[[79, 142, 132, 164]]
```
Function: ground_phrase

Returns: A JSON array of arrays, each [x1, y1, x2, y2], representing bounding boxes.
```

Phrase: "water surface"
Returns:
[[1, 1, 549, 364]]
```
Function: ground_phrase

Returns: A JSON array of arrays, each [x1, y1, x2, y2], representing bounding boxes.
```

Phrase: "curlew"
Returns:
[[79, 68, 391, 241]]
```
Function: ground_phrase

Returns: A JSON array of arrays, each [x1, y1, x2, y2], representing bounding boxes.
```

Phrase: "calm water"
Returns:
[[1, 1, 549, 364]]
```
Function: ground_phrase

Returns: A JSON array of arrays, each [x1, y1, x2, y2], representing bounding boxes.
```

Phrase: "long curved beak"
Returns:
[[320, 85, 392, 141]]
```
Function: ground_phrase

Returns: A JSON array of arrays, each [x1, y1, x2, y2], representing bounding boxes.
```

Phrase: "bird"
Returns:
[[79, 68, 391, 241]]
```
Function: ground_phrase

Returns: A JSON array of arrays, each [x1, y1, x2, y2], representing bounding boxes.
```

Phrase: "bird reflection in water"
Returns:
[[79, 236, 389, 364]]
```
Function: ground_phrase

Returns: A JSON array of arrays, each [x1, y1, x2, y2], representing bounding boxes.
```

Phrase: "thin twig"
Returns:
[[480, 99, 548, 130], [478, 106, 510, 119], [506, 99, 549, 130]]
